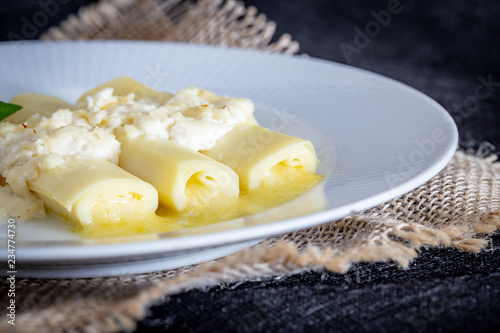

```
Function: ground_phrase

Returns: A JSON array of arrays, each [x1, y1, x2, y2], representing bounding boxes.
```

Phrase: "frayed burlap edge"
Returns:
[[2, 152, 500, 333], [41, 0, 299, 54], [1, 0, 499, 332]]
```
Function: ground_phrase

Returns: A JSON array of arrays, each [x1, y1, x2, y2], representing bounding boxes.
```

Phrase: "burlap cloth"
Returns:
[[1, 0, 499, 332]]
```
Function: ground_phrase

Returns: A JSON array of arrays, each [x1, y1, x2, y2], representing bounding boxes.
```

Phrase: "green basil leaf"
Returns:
[[0, 101, 23, 121]]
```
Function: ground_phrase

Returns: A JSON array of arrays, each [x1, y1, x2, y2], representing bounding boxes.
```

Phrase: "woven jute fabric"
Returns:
[[1, 1, 499, 332]]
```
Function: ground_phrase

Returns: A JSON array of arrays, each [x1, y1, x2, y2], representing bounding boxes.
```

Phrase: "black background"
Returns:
[[1, 1, 499, 332]]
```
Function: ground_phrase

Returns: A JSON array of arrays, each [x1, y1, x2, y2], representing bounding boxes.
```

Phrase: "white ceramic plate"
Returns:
[[0, 41, 457, 278]]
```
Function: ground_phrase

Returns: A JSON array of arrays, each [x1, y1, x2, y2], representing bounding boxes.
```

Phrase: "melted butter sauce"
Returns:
[[79, 164, 323, 238]]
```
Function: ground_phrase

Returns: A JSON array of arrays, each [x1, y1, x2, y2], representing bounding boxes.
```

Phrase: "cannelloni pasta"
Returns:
[[29, 158, 159, 226], [6, 94, 73, 124], [0, 78, 323, 238], [202, 125, 318, 191], [118, 135, 239, 212]]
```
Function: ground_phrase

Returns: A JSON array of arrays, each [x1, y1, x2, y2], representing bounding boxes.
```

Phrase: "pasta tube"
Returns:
[[28, 158, 159, 226], [118, 135, 239, 212], [202, 125, 318, 190], [6, 94, 73, 124], [77, 77, 172, 104]]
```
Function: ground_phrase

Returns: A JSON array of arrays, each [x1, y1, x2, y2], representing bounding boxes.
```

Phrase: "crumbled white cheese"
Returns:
[[0, 184, 44, 220], [82, 87, 255, 150], [0, 86, 255, 220], [0, 115, 120, 219]]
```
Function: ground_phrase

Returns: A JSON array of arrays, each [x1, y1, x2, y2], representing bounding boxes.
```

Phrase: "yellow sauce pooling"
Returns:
[[79, 164, 323, 239]]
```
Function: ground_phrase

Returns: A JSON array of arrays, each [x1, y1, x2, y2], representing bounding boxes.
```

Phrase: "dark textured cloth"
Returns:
[[137, 234, 500, 332], [244, 0, 500, 156], [1, 1, 499, 332], [135, 1, 500, 331]]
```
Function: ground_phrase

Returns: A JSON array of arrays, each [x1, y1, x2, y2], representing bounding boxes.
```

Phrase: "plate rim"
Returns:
[[0, 40, 458, 262]]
